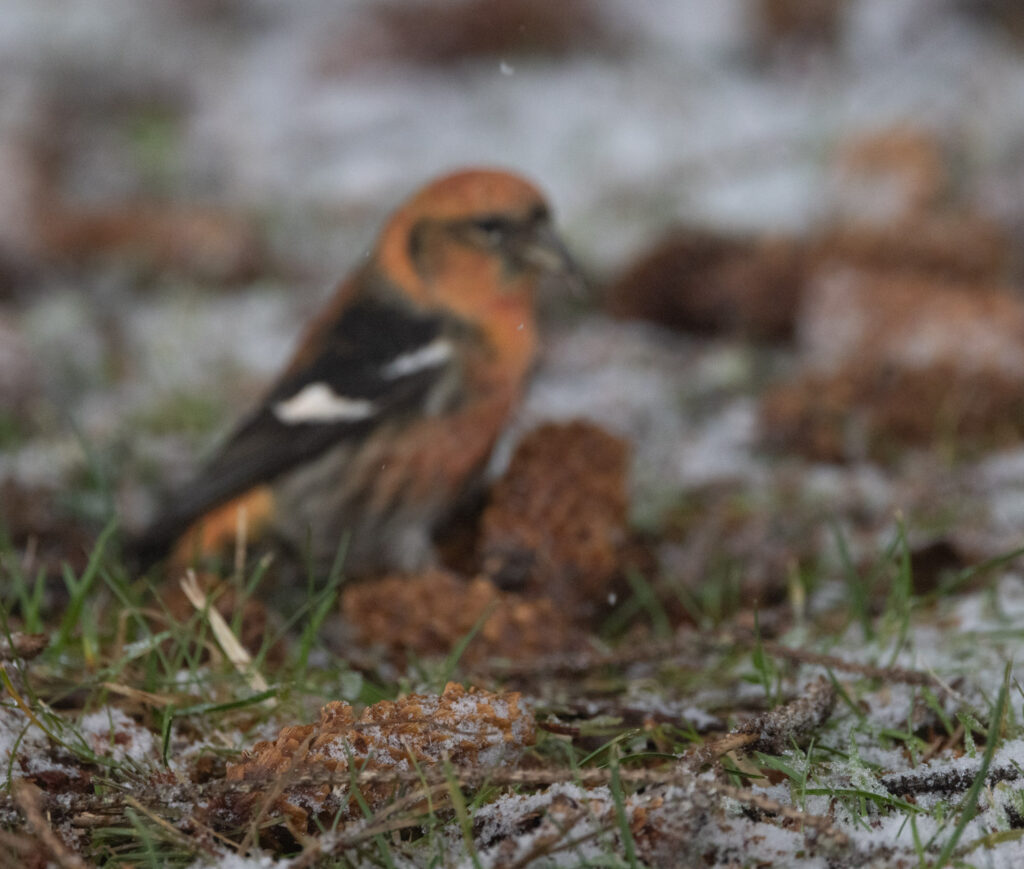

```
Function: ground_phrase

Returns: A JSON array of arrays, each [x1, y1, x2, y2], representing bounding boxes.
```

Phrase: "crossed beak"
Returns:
[[517, 224, 588, 298]]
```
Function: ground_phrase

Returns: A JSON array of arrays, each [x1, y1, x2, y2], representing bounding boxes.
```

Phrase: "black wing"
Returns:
[[129, 289, 456, 567]]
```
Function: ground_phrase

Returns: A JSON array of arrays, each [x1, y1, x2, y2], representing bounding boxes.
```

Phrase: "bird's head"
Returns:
[[375, 169, 580, 325]]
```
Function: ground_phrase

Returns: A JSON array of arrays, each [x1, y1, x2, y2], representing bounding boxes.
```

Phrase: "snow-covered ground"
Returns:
[[4, 1, 1024, 865]]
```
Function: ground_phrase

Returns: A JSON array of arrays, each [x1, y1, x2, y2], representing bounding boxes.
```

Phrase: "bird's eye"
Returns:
[[471, 217, 509, 242]]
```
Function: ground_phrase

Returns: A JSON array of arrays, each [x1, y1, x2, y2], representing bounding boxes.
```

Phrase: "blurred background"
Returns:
[[3, 0, 1024, 577]]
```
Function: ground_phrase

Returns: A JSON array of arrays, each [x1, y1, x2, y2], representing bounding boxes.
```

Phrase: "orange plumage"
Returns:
[[131, 169, 578, 578]]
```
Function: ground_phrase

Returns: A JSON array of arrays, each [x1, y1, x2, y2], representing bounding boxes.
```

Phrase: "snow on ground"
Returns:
[[3, 0, 1024, 510], [2, 0, 1022, 530], [4, 0, 1024, 865]]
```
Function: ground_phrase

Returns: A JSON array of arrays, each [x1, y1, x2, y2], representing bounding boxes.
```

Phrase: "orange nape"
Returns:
[[168, 486, 274, 568]]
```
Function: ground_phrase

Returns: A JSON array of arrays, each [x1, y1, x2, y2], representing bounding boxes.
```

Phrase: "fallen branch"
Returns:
[[882, 760, 1020, 797]]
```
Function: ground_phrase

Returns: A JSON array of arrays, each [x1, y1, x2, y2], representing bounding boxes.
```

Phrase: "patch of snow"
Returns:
[[79, 707, 157, 765], [188, 851, 287, 869]]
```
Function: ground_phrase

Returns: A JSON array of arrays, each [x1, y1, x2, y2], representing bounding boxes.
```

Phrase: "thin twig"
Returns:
[[480, 627, 954, 695], [718, 782, 849, 846], [123, 794, 213, 855]]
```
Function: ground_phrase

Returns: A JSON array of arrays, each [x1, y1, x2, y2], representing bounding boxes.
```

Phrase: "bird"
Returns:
[[129, 168, 580, 578]]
